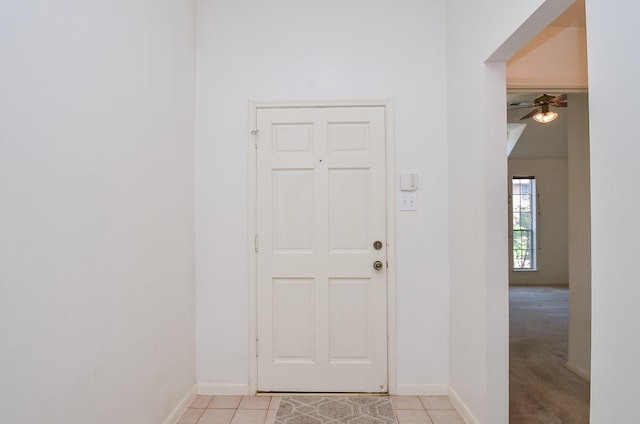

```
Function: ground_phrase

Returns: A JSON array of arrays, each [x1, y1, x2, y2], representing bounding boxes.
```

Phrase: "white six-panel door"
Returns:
[[256, 106, 388, 392]]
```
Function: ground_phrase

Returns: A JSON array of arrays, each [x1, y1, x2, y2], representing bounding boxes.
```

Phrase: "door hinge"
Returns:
[[251, 129, 259, 148], [256, 338, 259, 357], [255, 234, 259, 253]]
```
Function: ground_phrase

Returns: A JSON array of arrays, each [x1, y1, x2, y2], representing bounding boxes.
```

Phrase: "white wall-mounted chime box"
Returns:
[[399, 173, 418, 211]]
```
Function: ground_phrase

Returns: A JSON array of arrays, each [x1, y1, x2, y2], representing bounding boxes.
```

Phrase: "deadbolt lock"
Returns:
[[373, 240, 383, 250], [373, 261, 384, 271]]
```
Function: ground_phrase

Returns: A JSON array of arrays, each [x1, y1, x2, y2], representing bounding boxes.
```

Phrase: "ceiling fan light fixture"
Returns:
[[533, 110, 558, 123], [513, 93, 567, 123]]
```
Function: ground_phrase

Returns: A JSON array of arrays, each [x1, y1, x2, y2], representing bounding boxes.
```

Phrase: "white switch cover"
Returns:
[[399, 192, 418, 211]]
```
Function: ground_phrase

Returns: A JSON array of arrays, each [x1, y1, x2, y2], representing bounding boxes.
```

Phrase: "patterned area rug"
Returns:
[[276, 396, 397, 424]]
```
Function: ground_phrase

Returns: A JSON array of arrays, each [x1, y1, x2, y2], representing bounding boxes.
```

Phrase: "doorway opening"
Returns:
[[505, 1, 591, 421]]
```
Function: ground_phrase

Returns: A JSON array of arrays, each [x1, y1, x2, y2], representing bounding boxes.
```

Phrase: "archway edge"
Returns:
[[446, 1, 577, 423], [487, 0, 575, 63]]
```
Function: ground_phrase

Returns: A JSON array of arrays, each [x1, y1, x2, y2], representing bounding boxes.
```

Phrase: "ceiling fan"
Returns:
[[509, 93, 568, 123]]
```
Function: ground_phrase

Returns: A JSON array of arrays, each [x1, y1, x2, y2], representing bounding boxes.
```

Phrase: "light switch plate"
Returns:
[[399, 192, 418, 211]]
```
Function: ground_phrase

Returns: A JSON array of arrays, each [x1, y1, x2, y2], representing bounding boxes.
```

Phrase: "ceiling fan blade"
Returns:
[[508, 104, 536, 110], [551, 93, 567, 103], [552, 102, 568, 108], [521, 107, 542, 120]]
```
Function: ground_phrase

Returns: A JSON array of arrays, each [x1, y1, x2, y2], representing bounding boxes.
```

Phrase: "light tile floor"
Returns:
[[178, 395, 466, 424]]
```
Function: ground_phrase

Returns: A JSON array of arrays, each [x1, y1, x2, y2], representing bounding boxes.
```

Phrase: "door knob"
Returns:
[[373, 261, 384, 271], [373, 240, 383, 250]]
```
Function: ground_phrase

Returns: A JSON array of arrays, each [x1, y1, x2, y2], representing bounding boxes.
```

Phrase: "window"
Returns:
[[512, 177, 537, 270]]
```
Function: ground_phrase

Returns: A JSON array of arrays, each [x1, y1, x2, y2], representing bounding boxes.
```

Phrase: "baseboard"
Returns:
[[508, 282, 568, 287], [163, 385, 197, 424], [566, 361, 591, 382], [447, 387, 480, 424], [197, 383, 252, 395], [394, 384, 448, 396]]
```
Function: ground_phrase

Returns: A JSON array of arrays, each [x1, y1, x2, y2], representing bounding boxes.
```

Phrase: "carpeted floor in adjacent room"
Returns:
[[510, 286, 590, 423]]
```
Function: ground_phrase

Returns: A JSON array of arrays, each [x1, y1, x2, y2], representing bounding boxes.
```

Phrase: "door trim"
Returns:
[[247, 99, 397, 394]]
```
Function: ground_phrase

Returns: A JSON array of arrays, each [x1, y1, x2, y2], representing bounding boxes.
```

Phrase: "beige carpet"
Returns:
[[510, 286, 590, 423], [276, 397, 397, 424]]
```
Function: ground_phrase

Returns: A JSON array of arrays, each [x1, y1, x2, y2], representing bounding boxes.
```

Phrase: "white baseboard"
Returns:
[[198, 383, 252, 395], [447, 387, 480, 424], [566, 361, 591, 382], [163, 385, 198, 424], [394, 384, 448, 396]]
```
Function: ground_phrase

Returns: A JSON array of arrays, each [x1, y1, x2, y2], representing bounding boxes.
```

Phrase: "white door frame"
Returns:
[[247, 99, 397, 394]]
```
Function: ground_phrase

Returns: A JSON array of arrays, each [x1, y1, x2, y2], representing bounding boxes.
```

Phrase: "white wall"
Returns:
[[0, 2, 197, 423], [508, 159, 569, 285], [567, 92, 591, 380], [586, 1, 640, 421], [195, 0, 450, 393]]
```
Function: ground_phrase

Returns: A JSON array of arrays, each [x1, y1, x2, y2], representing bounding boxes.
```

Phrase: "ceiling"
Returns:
[[507, 0, 587, 159]]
